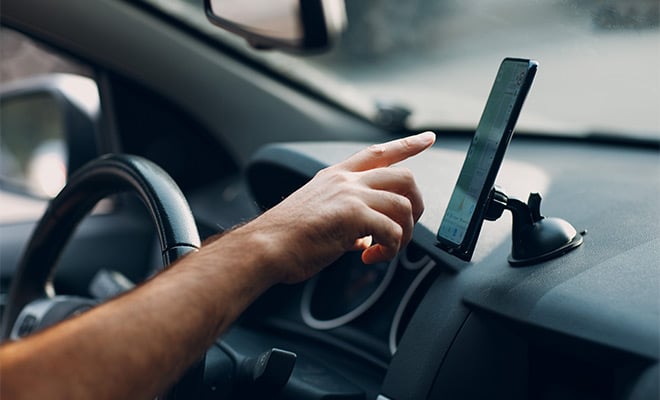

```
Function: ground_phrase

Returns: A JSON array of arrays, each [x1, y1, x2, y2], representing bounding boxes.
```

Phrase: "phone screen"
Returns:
[[437, 58, 537, 261]]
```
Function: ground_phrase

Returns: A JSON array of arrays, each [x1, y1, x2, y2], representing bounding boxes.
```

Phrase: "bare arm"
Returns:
[[0, 132, 435, 400]]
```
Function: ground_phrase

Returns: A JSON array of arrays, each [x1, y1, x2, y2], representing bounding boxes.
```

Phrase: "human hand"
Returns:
[[241, 131, 435, 284]]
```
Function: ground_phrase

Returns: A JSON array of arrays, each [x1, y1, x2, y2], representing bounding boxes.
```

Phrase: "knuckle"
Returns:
[[389, 166, 415, 186], [332, 170, 354, 187], [345, 197, 365, 215], [393, 222, 404, 238], [319, 168, 352, 186], [394, 194, 413, 214], [388, 222, 403, 245], [315, 166, 332, 178], [400, 137, 415, 151], [400, 167, 414, 182], [332, 170, 352, 184], [367, 143, 386, 157], [393, 167, 415, 186]]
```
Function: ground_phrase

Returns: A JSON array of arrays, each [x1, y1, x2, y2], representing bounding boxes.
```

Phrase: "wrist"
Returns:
[[208, 221, 288, 287]]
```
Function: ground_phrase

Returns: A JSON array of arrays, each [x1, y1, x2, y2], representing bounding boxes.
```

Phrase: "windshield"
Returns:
[[143, 0, 660, 140]]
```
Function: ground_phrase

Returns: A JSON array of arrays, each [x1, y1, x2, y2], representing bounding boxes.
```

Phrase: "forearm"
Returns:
[[0, 222, 281, 400]]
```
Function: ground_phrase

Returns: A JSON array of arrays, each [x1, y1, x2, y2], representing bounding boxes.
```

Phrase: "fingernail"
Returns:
[[416, 131, 436, 145]]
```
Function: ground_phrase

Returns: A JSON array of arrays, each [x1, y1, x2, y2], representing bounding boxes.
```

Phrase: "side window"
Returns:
[[0, 27, 97, 222]]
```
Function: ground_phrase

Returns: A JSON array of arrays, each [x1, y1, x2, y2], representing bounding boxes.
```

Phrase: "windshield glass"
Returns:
[[143, 0, 660, 140]]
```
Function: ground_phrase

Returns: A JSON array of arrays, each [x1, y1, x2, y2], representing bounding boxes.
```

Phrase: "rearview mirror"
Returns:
[[204, 0, 346, 53]]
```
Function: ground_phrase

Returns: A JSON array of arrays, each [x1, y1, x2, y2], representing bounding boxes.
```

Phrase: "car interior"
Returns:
[[1, 1, 658, 399]]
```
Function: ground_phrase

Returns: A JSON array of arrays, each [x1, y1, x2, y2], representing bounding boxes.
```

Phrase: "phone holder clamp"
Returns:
[[485, 187, 583, 266]]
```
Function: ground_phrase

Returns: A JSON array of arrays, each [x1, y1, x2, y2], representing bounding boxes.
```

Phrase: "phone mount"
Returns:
[[485, 187, 583, 266]]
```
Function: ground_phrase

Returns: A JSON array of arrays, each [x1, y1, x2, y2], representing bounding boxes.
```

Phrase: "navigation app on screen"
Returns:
[[438, 61, 529, 245]]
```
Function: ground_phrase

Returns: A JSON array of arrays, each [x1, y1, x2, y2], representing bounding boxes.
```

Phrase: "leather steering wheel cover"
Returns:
[[2, 154, 201, 339]]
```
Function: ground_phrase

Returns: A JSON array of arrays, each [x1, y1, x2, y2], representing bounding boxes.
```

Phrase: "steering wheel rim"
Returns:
[[1, 154, 201, 339]]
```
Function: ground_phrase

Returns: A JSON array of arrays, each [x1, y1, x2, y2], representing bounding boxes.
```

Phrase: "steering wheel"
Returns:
[[1, 154, 201, 340]]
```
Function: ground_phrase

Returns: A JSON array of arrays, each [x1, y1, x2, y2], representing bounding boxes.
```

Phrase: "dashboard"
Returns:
[[188, 135, 660, 400]]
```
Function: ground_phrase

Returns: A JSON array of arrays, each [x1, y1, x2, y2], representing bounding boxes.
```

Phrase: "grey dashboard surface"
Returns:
[[246, 136, 659, 399]]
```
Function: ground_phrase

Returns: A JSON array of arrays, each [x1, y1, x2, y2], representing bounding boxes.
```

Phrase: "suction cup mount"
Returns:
[[485, 187, 583, 266]]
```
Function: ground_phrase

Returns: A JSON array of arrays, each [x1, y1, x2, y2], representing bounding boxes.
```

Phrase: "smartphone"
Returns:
[[436, 58, 538, 261]]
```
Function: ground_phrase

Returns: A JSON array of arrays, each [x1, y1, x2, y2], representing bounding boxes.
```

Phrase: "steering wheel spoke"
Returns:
[[10, 296, 97, 340]]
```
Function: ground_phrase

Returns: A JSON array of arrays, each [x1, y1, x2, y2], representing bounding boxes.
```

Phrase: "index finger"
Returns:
[[340, 131, 436, 172]]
